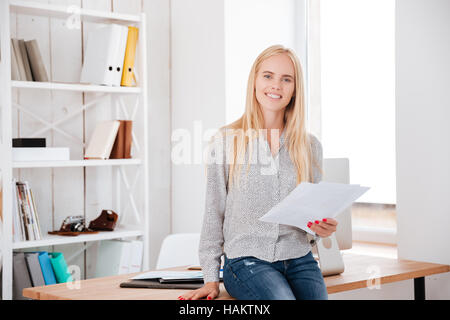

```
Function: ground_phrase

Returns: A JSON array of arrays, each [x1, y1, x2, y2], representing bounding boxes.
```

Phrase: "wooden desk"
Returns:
[[23, 252, 449, 300]]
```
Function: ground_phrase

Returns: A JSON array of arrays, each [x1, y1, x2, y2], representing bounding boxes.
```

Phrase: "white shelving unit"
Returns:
[[0, 1, 150, 300]]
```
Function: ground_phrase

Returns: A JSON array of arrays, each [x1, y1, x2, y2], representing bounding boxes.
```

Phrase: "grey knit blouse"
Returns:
[[198, 129, 323, 283]]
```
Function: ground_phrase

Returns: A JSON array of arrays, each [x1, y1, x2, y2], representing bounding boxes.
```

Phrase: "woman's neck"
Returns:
[[261, 109, 285, 137], [263, 114, 284, 130]]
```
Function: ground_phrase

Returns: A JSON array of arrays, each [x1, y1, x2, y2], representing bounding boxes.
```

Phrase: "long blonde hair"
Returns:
[[210, 45, 319, 191]]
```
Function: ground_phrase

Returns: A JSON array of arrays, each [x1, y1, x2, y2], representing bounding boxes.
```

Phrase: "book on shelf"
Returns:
[[84, 120, 120, 160], [49, 252, 73, 283], [24, 39, 49, 82], [11, 38, 27, 81], [10, 39, 20, 81], [12, 252, 33, 300], [24, 252, 46, 287], [13, 138, 46, 148], [12, 147, 70, 161], [110, 120, 133, 159], [10, 38, 49, 82], [36, 251, 57, 285], [17, 39, 33, 81], [13, 250, 73, 298], [12, 179, 42, 242]]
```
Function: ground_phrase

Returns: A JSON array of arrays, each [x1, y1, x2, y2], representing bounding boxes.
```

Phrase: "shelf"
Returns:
[[1, 0, 150, 300], [12, 226, 143, 249], [13, 159, 142, 169], [11, 81, 141, 94], [10, 0, 141, 24]]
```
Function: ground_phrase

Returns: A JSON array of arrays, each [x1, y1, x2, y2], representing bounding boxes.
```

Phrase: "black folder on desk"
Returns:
[[120, 279, 204, 289]]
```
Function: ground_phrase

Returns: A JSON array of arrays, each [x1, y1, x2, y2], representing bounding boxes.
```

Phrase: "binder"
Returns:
[[24, 252, 45, 287], [25, 39, 49, 82], [121, 26, 139, 87], [110, 120, 132, 159], [84, 120, 120, 159], [12, 252, 33, 300], [36, 251, 57, 285], [80, 24, 128, 86], [49, 252, 73, 283], [113, 25, 129, 87]]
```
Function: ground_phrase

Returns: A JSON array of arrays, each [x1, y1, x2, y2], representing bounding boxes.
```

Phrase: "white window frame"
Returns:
[[300, 0, 397, 245]]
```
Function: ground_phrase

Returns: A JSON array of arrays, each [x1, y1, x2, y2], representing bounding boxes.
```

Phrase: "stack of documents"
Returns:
[[259, 182, 369, 235], [120, 270, 223, 289]]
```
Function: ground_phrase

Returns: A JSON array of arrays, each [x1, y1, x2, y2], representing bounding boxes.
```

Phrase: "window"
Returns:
[[309, 0, 396, 240]]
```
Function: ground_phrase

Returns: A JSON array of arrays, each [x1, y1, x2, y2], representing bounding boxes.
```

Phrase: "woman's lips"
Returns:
[[265, 93, 282, 99]]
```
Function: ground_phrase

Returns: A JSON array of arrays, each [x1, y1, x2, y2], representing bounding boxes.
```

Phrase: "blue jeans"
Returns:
[[223, 251, 328, 300]]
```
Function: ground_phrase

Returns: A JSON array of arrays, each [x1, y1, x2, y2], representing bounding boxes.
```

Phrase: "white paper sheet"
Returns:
[[259, 181, 370, 235]]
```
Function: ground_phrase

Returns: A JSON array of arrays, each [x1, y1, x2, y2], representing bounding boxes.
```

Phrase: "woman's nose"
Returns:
[[271, 83, 281, 90], [271, 79, 282, 90]]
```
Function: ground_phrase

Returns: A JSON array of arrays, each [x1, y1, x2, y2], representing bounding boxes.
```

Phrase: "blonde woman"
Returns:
[[179, 45, 337, 300]]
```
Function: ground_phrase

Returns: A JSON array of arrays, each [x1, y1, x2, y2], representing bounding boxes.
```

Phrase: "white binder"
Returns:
[[113, 26, 129, 86], [80, 24, 128, 86]]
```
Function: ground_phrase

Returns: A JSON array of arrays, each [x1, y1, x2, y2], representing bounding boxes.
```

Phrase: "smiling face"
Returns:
[[254, 53, 296, 114]]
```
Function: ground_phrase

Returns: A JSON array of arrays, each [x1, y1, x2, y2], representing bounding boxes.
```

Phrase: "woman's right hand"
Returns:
[[178, 281, 220, 300]]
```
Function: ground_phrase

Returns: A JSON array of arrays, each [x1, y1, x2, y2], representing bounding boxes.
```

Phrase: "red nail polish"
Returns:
[[307, 222, 312, 228], [315, 220, 319, 224], [207, 297, 212, 300], [323, 219, 327, 222]]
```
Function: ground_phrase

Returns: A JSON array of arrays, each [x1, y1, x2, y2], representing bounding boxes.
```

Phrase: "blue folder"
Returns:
[[36, 251, 57, 285]]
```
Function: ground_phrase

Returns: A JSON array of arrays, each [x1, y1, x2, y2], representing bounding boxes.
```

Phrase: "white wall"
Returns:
[[224, 0, 297, 124], [170, 0, 226, 233], [170, 0, 303, 234], [396, 0, 450, 266], [143, 0, 171, 269]]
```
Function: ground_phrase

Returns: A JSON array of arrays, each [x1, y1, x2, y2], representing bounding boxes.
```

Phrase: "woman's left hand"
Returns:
[[307, 218, 338, 238]]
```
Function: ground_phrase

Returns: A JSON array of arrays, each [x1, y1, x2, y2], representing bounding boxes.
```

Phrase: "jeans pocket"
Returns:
[[227, 256, 263, 282], [226, 256, 252, 271]]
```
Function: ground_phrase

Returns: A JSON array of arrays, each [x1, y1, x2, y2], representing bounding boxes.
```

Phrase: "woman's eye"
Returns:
[[283, 78, 292, 82], [263, 74, 271, 79]]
